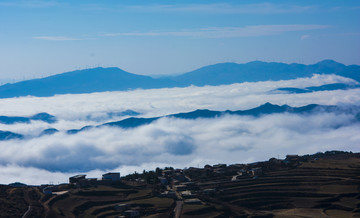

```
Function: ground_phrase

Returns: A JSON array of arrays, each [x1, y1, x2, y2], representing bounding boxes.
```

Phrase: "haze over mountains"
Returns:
[[0, 59, 359, 184], [1, 102, 359, 141], [0, 60, 359, 98]]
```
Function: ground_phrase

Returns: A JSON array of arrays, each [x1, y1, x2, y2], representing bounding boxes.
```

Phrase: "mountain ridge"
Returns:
[[1, 103, 359, 141], [0, 60, 359, 98], [172, 60, 360, 86], [0, 112, 57, 124]]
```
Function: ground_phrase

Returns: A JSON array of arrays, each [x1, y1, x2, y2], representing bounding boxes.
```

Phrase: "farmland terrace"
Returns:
[[0, 150, 359, 218]]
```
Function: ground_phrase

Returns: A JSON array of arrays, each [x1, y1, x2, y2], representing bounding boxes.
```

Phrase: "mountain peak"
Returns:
[[246, 60, 267, 65], [316, 59, 344, 67]]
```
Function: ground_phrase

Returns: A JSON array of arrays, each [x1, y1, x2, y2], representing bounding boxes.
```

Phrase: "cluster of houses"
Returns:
[[158, 169, 205, 205], [155, 155, 303, 205], [34, 153, 333, 217], [156, 163, 264, 205], [42, 172, 121, 194], [69, 172, 121, 186]]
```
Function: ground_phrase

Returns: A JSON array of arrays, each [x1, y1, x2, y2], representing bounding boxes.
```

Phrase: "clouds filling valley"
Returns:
[[0, 74, 359, 184]]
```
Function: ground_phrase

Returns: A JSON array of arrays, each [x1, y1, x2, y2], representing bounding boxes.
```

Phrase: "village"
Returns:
[[3, 150, 358, 218], [37, 153, 307, 217]]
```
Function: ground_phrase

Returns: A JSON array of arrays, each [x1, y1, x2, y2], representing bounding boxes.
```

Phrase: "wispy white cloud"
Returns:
[[301, 34, 310, 40], [0, 0, 63, 8], [103, 25, 330, 39], [33, 36, 82, 41], [82, 3, 360, 15], [0, 111, 359, 185], [123, 3, 314, 14], [328, 6, 360, 12], [0, 2, 314, 14]]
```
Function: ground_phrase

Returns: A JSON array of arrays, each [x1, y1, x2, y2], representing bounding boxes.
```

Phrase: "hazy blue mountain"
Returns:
[[172, 60, 360, 86], [1, 103, 358, 140], [103, 117, 159, 129], [67, 126, 93, 135], [271, 83, 359, 94], [107, 110, 141, 118], [273, 87, 312, 94], [0, 60, 358, 98], [40, 128, 59, 136], [30, 113, 57, 124], [100, 103, 359, 130], [306, 83, 359, 91], [85, 110, 141, 121], [170, 109, 222, 119], [0, 67, 176, 98], [0, 130, 24, 141], [0, 113, 56, 124], [0, 116, 29, 124]]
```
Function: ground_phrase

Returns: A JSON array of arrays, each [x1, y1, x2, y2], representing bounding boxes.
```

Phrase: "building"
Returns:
[[213, 164, 227, 168], [231, 175, 242, 181], [174, 173, 188, 182], [69, 175, 86, 184], [102, 172, 121, 181], [158, 177, 168, 185], [286, 155, 300, 162], [181, 190, 196, 199], [249, 167, 262, 176], [204, 164, 213, 170], [162, 170, 174, 177]]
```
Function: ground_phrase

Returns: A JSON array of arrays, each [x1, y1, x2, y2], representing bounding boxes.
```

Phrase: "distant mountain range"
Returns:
[[2, 103, 359, 141], [0, 60, 359, 98], [0, 113, 57, 124], [271, 83, 360, 94], [0, 130, 24, 140], [102, 102, 359, 129]]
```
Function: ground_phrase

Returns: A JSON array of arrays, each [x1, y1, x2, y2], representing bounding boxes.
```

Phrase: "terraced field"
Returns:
[[191, 156, 360, 217], [0, 185, 44, 217], [42, 184, 174, 218], [0, 152, 359, 218]]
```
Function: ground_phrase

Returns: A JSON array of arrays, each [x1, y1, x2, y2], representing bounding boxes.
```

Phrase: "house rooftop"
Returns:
[[103, 172, 120, 175], [70, 174, 86, 179]]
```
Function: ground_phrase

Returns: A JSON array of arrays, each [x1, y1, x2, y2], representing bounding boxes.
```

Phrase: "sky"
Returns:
[[0, 0, 360, 80]]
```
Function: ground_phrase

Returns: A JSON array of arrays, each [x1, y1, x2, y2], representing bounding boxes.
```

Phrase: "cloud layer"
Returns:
[[33, 36, 82, 41], [0, 112, 359, 185], [103, 25, 330, 39], [0, 75, 359, 185], [124, 3, 314, 14]]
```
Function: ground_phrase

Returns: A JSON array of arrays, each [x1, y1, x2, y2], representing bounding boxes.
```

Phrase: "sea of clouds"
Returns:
[[0, 74, 359, 185]]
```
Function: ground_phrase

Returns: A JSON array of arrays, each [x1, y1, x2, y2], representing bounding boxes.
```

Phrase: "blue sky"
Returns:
[[0, 0, 359, 80]]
